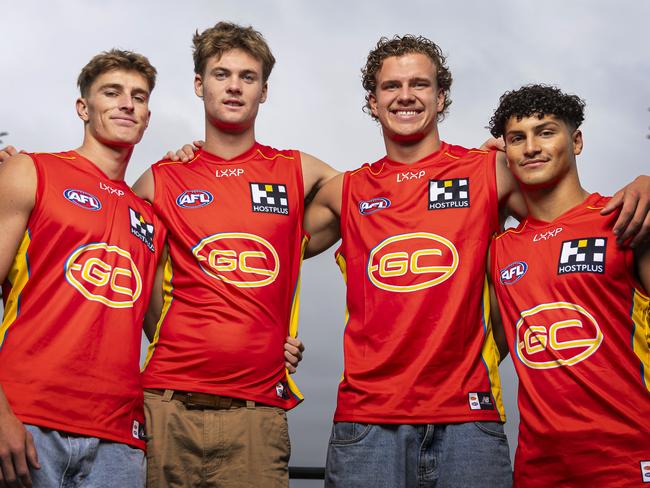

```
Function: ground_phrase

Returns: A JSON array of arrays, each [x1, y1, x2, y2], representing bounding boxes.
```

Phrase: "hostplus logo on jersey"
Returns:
[[557, 237, 606, 275], [250, 182, 289, 215], [64, 189, 102, 211], [359, 197, 391, 215], [176, 190, 214, 209], [129, 208, 155, 252], [428, 178, 469, 210]]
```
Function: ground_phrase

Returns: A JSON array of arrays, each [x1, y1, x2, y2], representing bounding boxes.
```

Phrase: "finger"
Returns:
[[25, 432, 39, 470], [628, 203, 650, 248], [164, 150, 180, 162], [612, 192, 638, 239], [284, 347, 302, 364], [193, 140, 205, 148], [179, 144, 196, 162], [285, 361, 297, 374], [0, 453, 19, 488], [601, 189, 623, 216], [285, 336, 305, 352], [13, 452, 32, 488]]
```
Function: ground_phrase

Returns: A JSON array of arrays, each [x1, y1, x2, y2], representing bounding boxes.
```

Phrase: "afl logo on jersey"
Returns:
[[65, 243, 143, 308], [367, 232, 459, 292], [500, 261, 528, 285], [64, 189, 102, 211], [359, 197, 391, 215], [516, 302, 603, 369], [192, 232, 279, 288], [176, 190, 214, 208]]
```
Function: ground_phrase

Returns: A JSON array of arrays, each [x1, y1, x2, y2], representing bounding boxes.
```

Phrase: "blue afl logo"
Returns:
[[359, 197, 391, 215], [176, 190, 214, 208], [63, 189, 102, 211], [500, 261, 528, 285]]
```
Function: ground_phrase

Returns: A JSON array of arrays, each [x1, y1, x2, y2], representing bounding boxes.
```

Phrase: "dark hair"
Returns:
[[193, 21, 275, 82], [77, 49, 156, 97], [489, 84, 585, 138], [362, 35, 452, 121]]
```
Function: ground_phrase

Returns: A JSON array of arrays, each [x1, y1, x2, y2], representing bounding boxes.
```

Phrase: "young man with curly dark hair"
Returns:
[[304, 37, 650, 487], [489, 84, 650, 487]]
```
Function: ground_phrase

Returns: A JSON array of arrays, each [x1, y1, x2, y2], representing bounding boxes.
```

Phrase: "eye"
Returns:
[[133, 95, 147, 103], [214, 71, 227, 80], [243, 73, 256, 82], [104, 90, 118, 97], [509, 135, 523, 144], [540, 129, 555, 137]]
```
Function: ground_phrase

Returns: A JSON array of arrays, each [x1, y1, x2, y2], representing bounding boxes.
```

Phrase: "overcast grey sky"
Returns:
[[2, 0, 649, 484]]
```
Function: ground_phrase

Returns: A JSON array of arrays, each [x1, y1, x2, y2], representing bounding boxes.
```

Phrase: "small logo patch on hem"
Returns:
[[640, 461, 650, 483], [132, 420, 146, 440], [468, 392, 494, 410]]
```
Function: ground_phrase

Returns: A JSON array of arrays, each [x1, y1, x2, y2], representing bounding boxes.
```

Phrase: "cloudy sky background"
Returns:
[[2, 0, 649, 483]]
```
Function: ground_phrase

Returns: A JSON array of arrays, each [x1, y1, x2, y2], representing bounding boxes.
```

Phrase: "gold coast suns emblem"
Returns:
[[192, 232, 279, 288], [516, 302, 603, 369], [367, 232, 459, 292], [65, 243, 143, 308]]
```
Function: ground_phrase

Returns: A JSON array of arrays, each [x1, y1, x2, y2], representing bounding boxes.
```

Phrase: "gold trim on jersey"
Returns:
[[284, 235, 309, 402], [480, 276, 507, 421], [0, 231, 31, 348], [256, 149, 295, 161], [631, 288, 650, 392], [350, 162, 385, 177], [335, 251, 349, 383], [142, 254, 174, 370]]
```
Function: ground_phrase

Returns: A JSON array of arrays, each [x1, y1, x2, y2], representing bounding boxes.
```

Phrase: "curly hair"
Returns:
[[77, 49, 157, 97], [193, 22, 275, 82], [362, 35, 453, 121], [489, 84, 585, 138]]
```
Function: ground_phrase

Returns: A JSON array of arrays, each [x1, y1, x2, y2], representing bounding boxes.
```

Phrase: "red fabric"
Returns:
[[335, 142, 504, 423], [492, 193, 650, 486], [142, 144, 306, 409], [0, 151, 163, 449]]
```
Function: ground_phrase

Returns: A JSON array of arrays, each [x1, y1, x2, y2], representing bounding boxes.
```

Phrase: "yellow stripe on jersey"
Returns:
[[631, 288, 650, 392], [336, 252, 350, 383], [38, 152, 76, 160], [350, 162, 385, 177], [284, 235, 309, 402], [141, 255, 174, 370], [256, 149, 295, 161], [0, 231, 31, 349], [480, 275, 507, 421]]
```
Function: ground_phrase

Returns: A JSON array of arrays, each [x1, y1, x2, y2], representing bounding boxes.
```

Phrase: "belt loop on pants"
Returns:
[[162, 389, 174, 402], [246, 400, 255, 410]]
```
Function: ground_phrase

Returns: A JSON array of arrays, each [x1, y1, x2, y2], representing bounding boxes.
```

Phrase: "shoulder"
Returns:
[[257, 144, 297, 161]]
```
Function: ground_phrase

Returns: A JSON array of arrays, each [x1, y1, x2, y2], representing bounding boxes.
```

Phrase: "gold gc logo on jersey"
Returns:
[[516, 302, 603, 369], [65, 243, 142, 308], [367, 232, 459, 292], [192, 232, 279, 288]]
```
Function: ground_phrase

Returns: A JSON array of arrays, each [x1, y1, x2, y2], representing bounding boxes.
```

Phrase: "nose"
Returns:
[[396, 85, 415, 104], [119, 93, 135, 112], [226, 75, 243, 95], [523, 137, 541, 157]]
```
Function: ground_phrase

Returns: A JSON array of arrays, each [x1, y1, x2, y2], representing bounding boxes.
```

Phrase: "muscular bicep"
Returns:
[[300, 152, 340, 205], [132, 168, 155, 203], [0, 154, 37, 283], [304, 173, 343, 258]]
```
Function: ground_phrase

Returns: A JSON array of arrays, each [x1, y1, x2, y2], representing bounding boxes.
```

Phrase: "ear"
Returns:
[[144, 110, 151, 129], [369, 92, 378, 118], [194, 73, 204, 98], [260, 82, 268, 104], [436, 89, 445, 113], [572, 129, 583, 156], [76, 97, 89, 122]]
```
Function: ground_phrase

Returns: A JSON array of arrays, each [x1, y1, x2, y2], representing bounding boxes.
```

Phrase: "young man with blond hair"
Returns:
[[134, 22, 337, 487], [489, 84, 650, 487], [304, 35, 650, 487], [0, 49, 162, 487]]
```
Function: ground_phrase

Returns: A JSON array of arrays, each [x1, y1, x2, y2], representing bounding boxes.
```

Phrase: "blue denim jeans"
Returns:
[[26, 425, 145, 488], [325, 422, 512, 488]]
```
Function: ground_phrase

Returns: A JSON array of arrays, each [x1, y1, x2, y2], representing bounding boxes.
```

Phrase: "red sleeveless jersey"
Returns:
[[334, 142, 505, 423], [491, 193, 650, 487], [141, 144, 306, 409], [0, 151, 163, 449]]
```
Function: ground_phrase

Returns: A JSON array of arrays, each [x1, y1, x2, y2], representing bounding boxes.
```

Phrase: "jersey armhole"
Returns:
[[486, 150, 500, 234], [337, 171, 351, 257], [293, 150, 307, 237], [25, 153, 45, 227]]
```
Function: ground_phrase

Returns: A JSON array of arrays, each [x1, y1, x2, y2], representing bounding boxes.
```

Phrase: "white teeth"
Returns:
[[395, 110, 418, 116]]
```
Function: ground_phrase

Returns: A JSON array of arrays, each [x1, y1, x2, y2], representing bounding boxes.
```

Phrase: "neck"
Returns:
[[75, 137, 132, 181], [384, 127, 442, 164], [523, 172, 589, 222], [203, 120, 256, 160]]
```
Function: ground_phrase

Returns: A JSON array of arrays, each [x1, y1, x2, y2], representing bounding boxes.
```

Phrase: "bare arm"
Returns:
[[636, 243, 650, 296], [486, 249, 508, 362], [601, 176, 650, 247], [143, 242, 167, 342], [132, 167, 155, 203], [495, 151, 527, 226], [304, 173, 343, 258], [0, 154, 40, 486], [299, 152, 340, 206]]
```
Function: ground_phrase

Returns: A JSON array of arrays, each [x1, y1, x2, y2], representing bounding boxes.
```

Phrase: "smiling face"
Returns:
[[368, 53, 445, 144], [504, 114, 583, 189], [76, 69, 151, 148], [195, 48, 267, 134]]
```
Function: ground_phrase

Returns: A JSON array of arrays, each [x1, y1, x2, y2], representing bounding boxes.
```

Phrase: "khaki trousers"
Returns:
[[144, 390, 290, 488]]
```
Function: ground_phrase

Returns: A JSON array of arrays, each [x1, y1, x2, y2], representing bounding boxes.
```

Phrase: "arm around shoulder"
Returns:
[[300, 152, 341, 205], [132, 167, 155, 203], [495, 152, 527, 224], [304, 172, 343, 258]]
